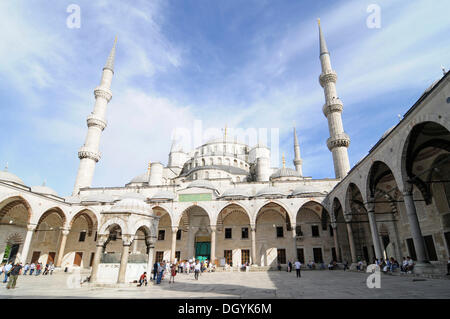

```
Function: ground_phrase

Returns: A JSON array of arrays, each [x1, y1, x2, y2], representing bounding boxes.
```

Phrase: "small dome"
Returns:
[[118, 192, 147, 200], [129, 172, 149, 184], [31, 184, 58, 197], [109, 198, 151, 215], [151, 190, 175, 201], [64, 196, 81, 204], [81, 193, 116, 203], [291, 184, 324, 196], [0, 169, 25, 186], [381, 125, 396, 139], [187, 180, 218, 192], [270, 167, 301, 179], [255, 185, 286, 197], [220, 188, 250, 198]]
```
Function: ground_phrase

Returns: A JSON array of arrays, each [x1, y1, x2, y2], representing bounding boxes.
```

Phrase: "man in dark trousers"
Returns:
[[152, 262, 158, 281], [7, 262, 23, 289], [294, 260, 301, 278]]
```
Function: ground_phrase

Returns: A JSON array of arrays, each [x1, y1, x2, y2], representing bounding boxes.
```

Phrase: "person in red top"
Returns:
[[169, 264, 177, 284], [138, 272, 147, 287], [35, 263, 41, 276]]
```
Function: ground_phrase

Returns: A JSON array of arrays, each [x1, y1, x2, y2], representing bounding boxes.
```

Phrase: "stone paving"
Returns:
[[1, 270, 449, 299]]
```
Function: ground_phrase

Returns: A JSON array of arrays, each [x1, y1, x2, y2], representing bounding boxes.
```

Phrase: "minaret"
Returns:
[[318, 19, 350, 179], [72, 38, 117, 195], [293, 127, 303, 176]]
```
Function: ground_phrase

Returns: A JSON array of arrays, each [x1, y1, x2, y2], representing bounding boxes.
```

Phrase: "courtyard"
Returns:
[[1, 270, 449, 299]]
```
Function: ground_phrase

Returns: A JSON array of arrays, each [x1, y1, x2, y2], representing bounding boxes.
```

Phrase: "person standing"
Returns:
[[49, 263, 55, 275], [3, 262, 12, 283], [6, 263, 23, 289], [35, 263, 41, 276], [156, 262, 164, 284], [169, 263, 177, 284], [152, 262, 158, 281], [294, 260, 302, 278], [194, 260, 201, 280]]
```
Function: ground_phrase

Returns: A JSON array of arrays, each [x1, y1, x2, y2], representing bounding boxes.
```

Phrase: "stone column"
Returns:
[[117, 236, 132, 284], [345, 221, 357, 263], [171, 226, 178, 262], [187, 226, 196, 260], [55, 228, 70, 267], [250, 224, 256, 265], [20, 224, 36, 264], [147, 245, 155, 275], [366, 200, 383, 260], [90, 235, 107, 283], [210, 225, 216, 264], [290, 223, 297, 262], [403, 188, 428, 263], [332, 224, 341, 262]]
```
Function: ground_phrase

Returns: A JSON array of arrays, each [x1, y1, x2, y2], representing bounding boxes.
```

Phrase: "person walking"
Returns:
[[29, 263, 35, 276], [23, 263, 30, 275], [152, 262, 158, 281], [43, 264, 49, 275], [169, 263, 177, 284], [6, 263, 23, 289], [49, 263, 55, 275], [194, 260, 201, 280], [294, 260, 302, 278], [156, 262, 164, 284], [35, 263, 41, 276], [3, 262, 12, 283]]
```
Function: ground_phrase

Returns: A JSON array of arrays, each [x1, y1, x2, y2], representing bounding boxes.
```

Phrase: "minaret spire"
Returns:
[[318, 20, 350, 179], [293, 126, 303, 176], [72, 38, 117, 195]]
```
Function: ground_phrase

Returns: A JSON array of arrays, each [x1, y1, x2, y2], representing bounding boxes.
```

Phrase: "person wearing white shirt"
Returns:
[[294, 260, 302, 278], [3, 262, 13, 283]]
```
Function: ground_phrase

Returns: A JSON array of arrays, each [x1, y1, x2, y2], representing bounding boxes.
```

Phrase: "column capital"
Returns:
[[250, 224, 256, 231], [171, 226, 179, 232], [121, 234, 133, 246], [209, 225, 217, 232], [27, 224, 37, 231], [61, 228, 70, 236]]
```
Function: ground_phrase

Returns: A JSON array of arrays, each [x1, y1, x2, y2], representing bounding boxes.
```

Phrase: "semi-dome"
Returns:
[[109, 198, 151, 215], [187, 180, 218, 192], [255, 185, 286, 197], [220, 188, 250, 198], [151, 190, 175, 201], [270, 167, 301, 179], [81, 193, 116, 203], [0, 169, 25, 186], [129, 172, 149, 184], [31, 184, 58, 197]]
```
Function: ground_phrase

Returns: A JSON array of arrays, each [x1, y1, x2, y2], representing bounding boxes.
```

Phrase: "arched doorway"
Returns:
[[179, 205, 211, 262]]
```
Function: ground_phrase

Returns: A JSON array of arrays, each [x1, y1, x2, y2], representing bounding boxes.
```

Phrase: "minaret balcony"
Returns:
[[319, 70, 337, 87], [86, 115, 107, 130], [326, 133, 350, 150], [94, 86, 112, 102], [78, 147, 101, 162], [322, 98, 343, 117]]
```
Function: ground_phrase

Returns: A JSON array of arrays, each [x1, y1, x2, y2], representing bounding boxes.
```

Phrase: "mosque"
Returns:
[[1, 21, 449, 283]]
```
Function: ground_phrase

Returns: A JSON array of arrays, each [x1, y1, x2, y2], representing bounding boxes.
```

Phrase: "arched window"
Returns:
[[202, 158, 206, 166], [205, 171, 210, 179]]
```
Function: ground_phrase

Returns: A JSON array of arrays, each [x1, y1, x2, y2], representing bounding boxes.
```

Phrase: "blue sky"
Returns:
[[0, 0, 449, 196]]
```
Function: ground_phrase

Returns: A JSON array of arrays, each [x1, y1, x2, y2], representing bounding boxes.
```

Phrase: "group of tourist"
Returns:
[[1, 260, 56, 289], [139, 259, 216, 287]]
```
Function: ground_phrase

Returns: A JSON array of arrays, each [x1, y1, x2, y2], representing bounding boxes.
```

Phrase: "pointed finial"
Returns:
[[317, 18, 328, 55], [42, 180, 46, 187], [282, 153, 286, 168], [442, 65, 446, 76], [224, 124, 227, 140], [147, 161, 152, 174], [104, 36, 118, 73], [4, 162, 8, 172]]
